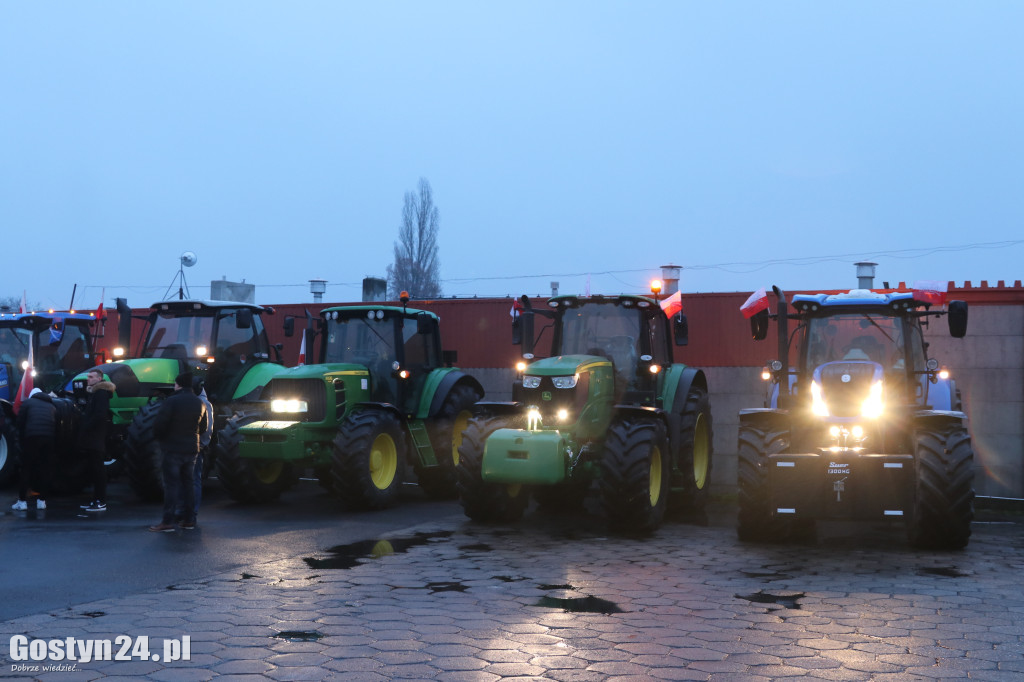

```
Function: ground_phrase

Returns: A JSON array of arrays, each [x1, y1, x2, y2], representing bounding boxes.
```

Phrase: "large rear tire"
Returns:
[[330, 410, 405, 510], [456, 415, 529, 522], [417, 383, 481, 499], [123, 402, 165, 502], [907, 427, 974, 550], [736, 425, 812, 542], [672, 386, 713, 511], [215, 413, 298, 503], [0, 419, 20, 489], [599, 418, 670, 532]]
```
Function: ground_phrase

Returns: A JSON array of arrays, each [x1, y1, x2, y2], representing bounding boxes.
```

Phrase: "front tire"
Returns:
[[907, 427, 974, 550], [418, 383, 481, 499], [331, 410, 406, 510], [0, 419, 20, 489], [215, 413, 298, 503], [672, 386, 713, 511], [124, 402, 165, 502], [599, 418, 670, 532], [736, 425, 811, 542], [456, 415, 529, 522]]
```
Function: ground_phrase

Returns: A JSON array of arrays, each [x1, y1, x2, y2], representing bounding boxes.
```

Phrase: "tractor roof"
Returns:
[[546, 294, 659, 309], [0, 310, 99, 325], [150, 299, 267, 313], [321, 305, 439, 321], [791, 290, 928, 314]]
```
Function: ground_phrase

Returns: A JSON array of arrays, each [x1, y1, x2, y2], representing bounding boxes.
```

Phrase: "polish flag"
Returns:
[[95, 289, 105, 321], [740, 287, 770, 318], [659, 290, 683, 318], [912, 280, 948, 306], [18, 291, 27, 314], [297, 329, 307, 366], [13, 341, 34, 414], [509, 299, 523, 318]]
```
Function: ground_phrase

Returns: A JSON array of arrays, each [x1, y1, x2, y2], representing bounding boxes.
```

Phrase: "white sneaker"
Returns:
[[36, 500, 47, 510], [11, 500, 28, 511]]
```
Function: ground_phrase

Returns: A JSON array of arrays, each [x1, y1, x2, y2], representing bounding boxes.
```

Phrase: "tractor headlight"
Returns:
[[556, 408, 570, 422], [271, 399, 308, 413], [811, 380, 829, 417], [552, 374, 578, 389], [527, 406, 542, 430], [522, 375, 541, 389], [113, 347, 125, 358], [861, 381, 884, 418], [195, 346, 208, 357]]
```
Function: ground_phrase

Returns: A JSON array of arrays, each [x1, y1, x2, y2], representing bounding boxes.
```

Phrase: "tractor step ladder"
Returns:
[[406, 420, 438, 467]]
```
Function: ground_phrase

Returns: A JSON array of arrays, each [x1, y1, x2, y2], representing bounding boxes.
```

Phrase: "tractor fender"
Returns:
[[738, 407, 790, 434], [232, 362, 287, 401], [926, 376, 958, 412], [612, 403, 667, 426], [912, 410, 968, 432], [422, 369, 485, 420], [661, 366, 708, 448]]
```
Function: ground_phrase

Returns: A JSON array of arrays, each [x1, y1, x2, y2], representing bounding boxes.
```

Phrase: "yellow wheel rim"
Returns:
[[693, 413, 710, 489], [253, 460, 284, 485], [369, 433, 398, 490], [649, 444, 663, 506], [452, 409, 472, 467]]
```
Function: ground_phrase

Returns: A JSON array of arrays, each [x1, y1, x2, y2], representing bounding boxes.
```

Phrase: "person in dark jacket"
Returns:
[[12, 388, 57, 511], [149, 372, 208, 532], [78, 369, 116, 512]]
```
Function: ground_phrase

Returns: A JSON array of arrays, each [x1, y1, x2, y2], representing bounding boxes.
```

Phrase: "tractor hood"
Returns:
[[264, 362, 370, 381], [75, 358, 181, 399], [523, 354, 610, 377]]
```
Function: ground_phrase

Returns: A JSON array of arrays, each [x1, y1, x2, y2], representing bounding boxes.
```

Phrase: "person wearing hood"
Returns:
[[12, 388, 56, 511], [149, 372, 207, 532], [78, 368, 116, 512]]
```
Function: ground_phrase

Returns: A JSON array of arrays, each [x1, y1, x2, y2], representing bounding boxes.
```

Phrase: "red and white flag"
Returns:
[[740, 287, 770, 318], [509, 299, 523, 318], [297, 329, 307, 366], [659, 290, 683, 318], [13, 341, 34, 413], [95, 288, 105, 321], [18, 291, 27, 314], [912, 280, 948, 306]]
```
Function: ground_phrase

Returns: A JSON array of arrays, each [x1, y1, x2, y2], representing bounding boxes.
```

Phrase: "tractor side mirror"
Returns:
[[750, 308, 770, 341], [235, 308, 253, 329], [947, 300, 968, 338], [673, 314, 689, 346], [283, 316, 295, 338]]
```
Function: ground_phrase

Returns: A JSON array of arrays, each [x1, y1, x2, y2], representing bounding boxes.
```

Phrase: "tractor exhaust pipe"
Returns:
[[855, 261, 877, 290]]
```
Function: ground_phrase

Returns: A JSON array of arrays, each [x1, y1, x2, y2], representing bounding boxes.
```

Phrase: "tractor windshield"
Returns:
[[143, 313, 215, 360], [803, 313, 925, 372], [0, 325, 31, 390], [558, 303, 642, 383]]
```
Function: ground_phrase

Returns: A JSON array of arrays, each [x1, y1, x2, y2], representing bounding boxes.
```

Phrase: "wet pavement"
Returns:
[[1, 496, 1023, 681]]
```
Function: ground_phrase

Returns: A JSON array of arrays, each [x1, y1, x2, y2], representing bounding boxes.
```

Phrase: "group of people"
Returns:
[[10, 369, 213, 533]]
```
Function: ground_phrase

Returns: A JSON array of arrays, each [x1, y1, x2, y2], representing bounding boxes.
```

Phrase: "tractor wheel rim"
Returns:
[[649, 444, 663, 506], [452, 410, 472, 467], [254, 460, 284, 485], [370, 433, 397, 489], [693, 413, 710, 489]]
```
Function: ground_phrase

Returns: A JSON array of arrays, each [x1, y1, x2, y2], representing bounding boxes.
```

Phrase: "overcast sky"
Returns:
[[2, 2, 1022, 310]]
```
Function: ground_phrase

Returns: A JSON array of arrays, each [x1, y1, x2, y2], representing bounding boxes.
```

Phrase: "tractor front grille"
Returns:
[[260, 378, 327, 422], [819, 362, 876, 418]]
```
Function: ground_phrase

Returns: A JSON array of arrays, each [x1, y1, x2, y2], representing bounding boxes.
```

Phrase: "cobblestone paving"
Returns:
[[2, 506, 1023, 681]]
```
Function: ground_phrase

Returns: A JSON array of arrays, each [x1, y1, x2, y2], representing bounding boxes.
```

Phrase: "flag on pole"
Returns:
[[95, 289, 105, 321], [13, 341, 34, 414], [659, 290, 683, 318], [297, 328, 307, 366], [740, 288, 770, 318], [911, 280, 948, 306], [18, 291, 27, 314], [509, 298, 523, 318]]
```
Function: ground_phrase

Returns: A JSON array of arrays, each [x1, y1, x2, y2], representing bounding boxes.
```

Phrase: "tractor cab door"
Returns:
[[397, 314, 441, 414], [209, 308, 267, 400]]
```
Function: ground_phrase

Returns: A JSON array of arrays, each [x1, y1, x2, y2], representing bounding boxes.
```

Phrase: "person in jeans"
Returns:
[[175, 376, 213, 523], [12, 388, 57, 511], [78, 368, 116, 512], [149, 372, 208, 532]]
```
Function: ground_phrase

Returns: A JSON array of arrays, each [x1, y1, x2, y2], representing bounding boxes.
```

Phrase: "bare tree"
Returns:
[[387, 178, 442, 299]]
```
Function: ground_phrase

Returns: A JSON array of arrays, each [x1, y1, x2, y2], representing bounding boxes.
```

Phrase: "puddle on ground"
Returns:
[[303, 531, 452, 570], [535, 595, 623, 614], [458, 543, 493, 552], [538, 583, 576, 591], [426, 581, 469, 593], [492, 575, 527, 582], [273, 630, 323, 642], [918, 566, 969, 578], [81, 612, 105, 618], [736, 591, 804, 609]]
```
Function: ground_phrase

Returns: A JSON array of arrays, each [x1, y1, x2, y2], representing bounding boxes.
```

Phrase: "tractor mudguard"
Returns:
[[661, 366, 707, 447], [482, 428, 569, 485], [233, 362, 288, 401], [912, 410, 968, 431], [739, 408, 790, 433], [413, 369, 484, 419]]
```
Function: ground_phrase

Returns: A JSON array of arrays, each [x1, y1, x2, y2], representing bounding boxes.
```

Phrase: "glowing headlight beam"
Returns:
[[271, 399, 309, 413], [861, 381, 884, 418], [811, 381, 829, 417]]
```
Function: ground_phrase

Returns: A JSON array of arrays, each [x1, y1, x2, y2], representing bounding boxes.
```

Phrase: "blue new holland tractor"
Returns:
[[738, 281, 974, 549]]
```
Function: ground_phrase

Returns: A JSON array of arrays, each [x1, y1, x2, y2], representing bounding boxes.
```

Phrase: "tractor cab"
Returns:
[[0, 311, 99, 399], [321, 306, 442, 414], [138, 300, 275, 402]]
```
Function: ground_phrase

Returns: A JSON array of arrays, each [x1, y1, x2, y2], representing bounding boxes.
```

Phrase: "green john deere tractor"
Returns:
[[215, 299, 483, 508], [72, 299, 286, 501], [457, 291, 713, 531]]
